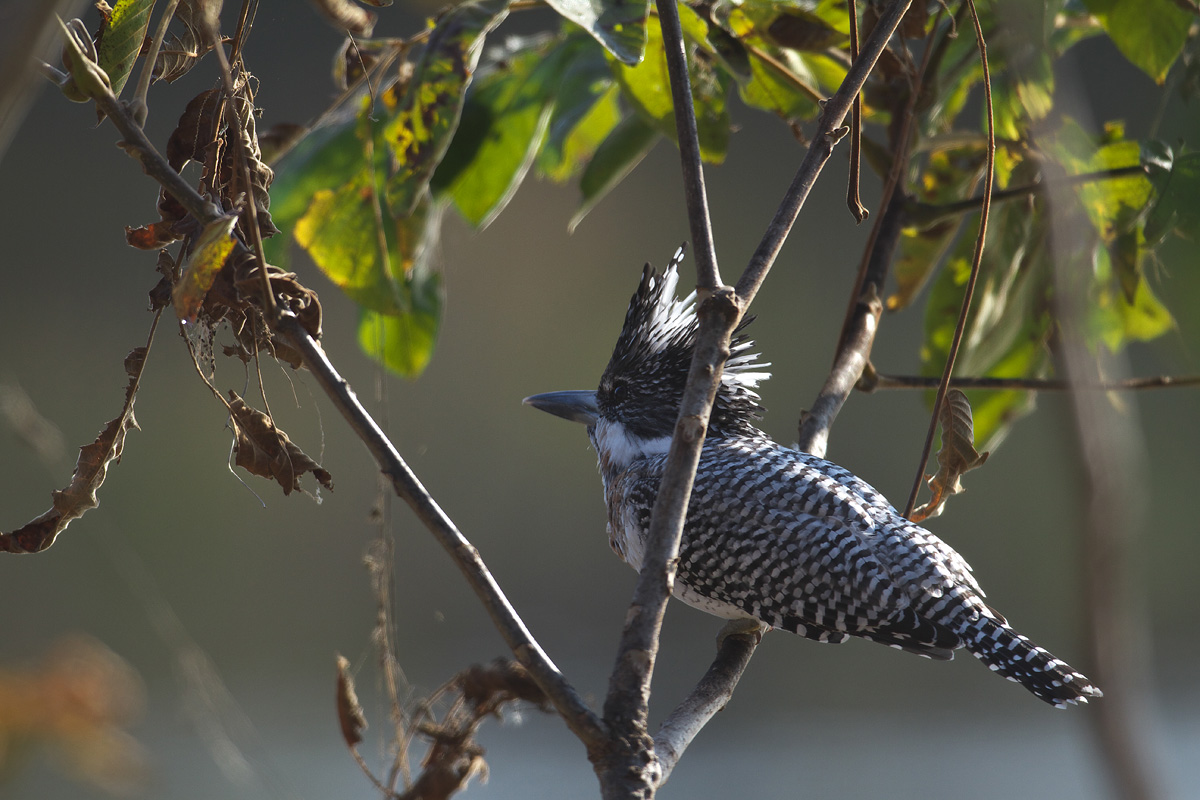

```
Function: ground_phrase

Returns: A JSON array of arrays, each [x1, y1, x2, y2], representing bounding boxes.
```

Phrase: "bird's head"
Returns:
[[524, 246, 769, 470]]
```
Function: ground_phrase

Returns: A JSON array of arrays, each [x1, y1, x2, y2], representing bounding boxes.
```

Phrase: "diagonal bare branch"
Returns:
[[69, 29, 609, 752], [603, 3, 916, 794], [736, 0, 913, 309]]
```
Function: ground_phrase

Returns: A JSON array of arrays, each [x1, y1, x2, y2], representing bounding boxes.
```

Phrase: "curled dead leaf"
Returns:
[[312, 0, 377, 37], [335, 655, 368, 748], [1, 341, 151, 554], [911, 389, 990, 523], [228, 391, 333, 495]]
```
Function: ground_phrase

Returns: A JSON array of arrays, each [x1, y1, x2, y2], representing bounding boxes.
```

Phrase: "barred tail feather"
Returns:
[[964, 616, 1102, 708]]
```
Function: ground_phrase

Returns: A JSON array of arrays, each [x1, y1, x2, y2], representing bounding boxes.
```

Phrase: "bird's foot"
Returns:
[[716, 618, 769, 649]]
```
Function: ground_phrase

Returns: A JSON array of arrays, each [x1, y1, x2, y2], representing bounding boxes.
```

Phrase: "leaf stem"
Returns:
[[903, 0, 992, 520]]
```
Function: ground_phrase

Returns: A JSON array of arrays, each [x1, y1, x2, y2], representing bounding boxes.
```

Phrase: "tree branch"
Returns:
[[905, 165, 1148, 228], [864, 372, 1200, 392], [598, 3, 735, 793], [277, 315, 609, 749], [799, 2, 941, 457], [70, 32, 609, 753], [599, 4, 915, 794], [1044, 171, 1164, 800], [735, 0, 913, 309], [652, 627, 760, 786]]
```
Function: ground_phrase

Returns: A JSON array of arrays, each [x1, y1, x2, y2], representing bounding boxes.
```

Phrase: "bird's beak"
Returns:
[[523, 390, 599, 426]]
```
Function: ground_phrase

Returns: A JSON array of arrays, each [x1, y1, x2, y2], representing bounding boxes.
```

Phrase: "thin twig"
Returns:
[[129, 0, 181, 125], [654, 1, 719, 287], [736, 0, 913, 309], [800, 5, 942, 457], [70, 35, 608, 753], [903, 0, 992, 519], [276, 315, 609, 749], [866, 372, 1200, 392], [653, 627, 760, 785], [845, 0, 868, 222], [204, 16, 278, 322], [906, 165, 1148, 227]]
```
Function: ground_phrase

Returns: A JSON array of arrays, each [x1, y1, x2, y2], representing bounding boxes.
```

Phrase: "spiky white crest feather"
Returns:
[[599, 245, 771, 440]]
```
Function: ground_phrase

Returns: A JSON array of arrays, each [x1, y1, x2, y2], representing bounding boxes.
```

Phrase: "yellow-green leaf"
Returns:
[[610, 3, 729, 163], [1082, 0, 1190, 84], [383, 0, 510, 217], [543, 0, 649, 65], [96, 0, 156, 97], [173, 215, 237, 323]]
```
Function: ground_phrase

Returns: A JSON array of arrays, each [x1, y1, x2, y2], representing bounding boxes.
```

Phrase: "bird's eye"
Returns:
[[611, 381, 628, 402]]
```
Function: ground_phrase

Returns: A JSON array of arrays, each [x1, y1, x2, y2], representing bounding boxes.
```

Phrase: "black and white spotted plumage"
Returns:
[[525, 246, 1101, 708]]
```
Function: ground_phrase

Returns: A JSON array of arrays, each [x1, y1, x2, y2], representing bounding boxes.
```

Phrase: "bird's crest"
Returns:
[[603, 245, 770, 437]]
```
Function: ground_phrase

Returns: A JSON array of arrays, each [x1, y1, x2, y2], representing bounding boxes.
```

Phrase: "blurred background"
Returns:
[[1, 2, 1197, 799]]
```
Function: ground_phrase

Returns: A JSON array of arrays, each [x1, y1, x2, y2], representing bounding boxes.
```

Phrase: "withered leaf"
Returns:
[[1, 344, 150, 554], [125, 220, 183, 249], [167, 88, 222, 171], [911, 389, 990, 523], [152, 0, 210, 84], [335, 655, 367, 748], [228, 391, 333, 495], [312, 0, 377, 37]]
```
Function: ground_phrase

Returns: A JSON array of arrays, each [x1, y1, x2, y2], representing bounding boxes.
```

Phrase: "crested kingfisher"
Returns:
[[525, 246, 1100, 707]]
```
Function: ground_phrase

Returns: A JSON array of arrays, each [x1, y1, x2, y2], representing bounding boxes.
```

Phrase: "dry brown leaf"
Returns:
[[167, 88, 222, 171], [312, 0, 377, 36], [228, 391, 333, 495], [152, 0, 212, 84], [911, 389, 990, 523], [335, 655, 368, 748], [1, 346, 150, 554]]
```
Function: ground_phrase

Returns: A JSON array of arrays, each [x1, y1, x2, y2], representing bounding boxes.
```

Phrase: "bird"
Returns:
[[524, 245, 1102, 708]]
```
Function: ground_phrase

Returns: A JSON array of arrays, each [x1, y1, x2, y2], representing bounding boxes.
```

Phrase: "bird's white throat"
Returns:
[[592, 418, 672, 473]]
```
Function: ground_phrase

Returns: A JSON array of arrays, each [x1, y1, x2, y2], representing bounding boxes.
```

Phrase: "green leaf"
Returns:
[[1081, 0, 1190, 83], [534, 37, 618, 181], [1080, 245, 1174, 351], [543, 0, 649, 65], [570, 113, 658, 232], [96, 0, 154, 97], [890, 148, 988, 311], [610, 3, 729, 163], [1048, 121, 1151, 242], [538, 81, 621, 182], [294, 170, 407, 314], [710, 2, 829, 123], [1145, 151, 1200, 245], [433, 44, 563, 227], [921, 200, 1054, 451], [383, 0, 511, 217], [266, 115, 367, 265], [358, 267, 443, 379]]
